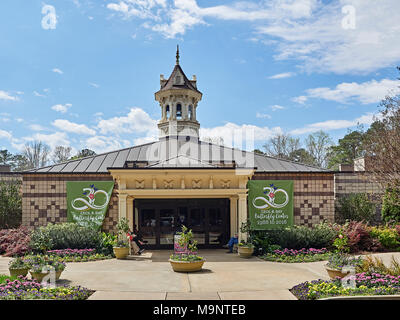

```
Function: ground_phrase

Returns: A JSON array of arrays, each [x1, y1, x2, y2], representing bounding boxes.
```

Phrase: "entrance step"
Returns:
[[126, 252, 153, 260]]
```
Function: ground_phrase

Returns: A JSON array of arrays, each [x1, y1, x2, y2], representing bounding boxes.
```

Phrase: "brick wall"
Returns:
[[334, 171, 384, 220], [22, 173, 119, 233], [0, 172, 22, 183], [252, 172, 335, 227]]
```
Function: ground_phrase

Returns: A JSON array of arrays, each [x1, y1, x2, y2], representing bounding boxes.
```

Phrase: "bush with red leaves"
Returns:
[[0, 227, 32, 257], [341, 221, 382, 253]]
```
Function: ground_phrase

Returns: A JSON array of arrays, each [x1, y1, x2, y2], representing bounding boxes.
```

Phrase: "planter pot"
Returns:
[[113, 247, 129, 259], [9, 267, 29, 278], [29, 270, 50, 282], [55, 270, 63, 280], [238, 246, 254, 258], [325, 265, 351, 279], [169, 259, 205, 272]]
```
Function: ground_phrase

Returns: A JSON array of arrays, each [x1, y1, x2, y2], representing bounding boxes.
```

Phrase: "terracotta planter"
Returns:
[[113, 247, 129, 259], [29, 270, 50, 282], [238, 246, 254, 258], [169, 259, 205, 272], [325, 265, 351, 279], [9, 267, 29, 278]]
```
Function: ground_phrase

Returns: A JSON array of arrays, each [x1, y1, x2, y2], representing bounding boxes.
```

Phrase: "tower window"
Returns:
[[166, 105, 170, 119], [175, 75, 181, 84], [188, 105, 193, 120], [176, 104, 182, 119]]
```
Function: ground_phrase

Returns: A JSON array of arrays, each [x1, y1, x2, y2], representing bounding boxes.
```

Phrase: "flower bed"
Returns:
[[0, 275, 94, 300], [262, 248, 331, 263], [290, 273, 400, 300], [45, 249, 113, 262]]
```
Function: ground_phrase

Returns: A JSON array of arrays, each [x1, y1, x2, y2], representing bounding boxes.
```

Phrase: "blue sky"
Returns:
[[1, 0, 400, 156]]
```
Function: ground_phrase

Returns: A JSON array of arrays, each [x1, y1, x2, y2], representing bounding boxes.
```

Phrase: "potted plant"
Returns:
[[27, 255, 66, 282], [237, 220, 254, 258], [169, 226, 205, 272], [325, 253, 363, 279], [8, 257, 30, 277], [113, 217, 131, 259]]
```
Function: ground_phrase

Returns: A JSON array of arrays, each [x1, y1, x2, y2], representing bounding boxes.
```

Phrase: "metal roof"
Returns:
[[25, 138, 326, 173]]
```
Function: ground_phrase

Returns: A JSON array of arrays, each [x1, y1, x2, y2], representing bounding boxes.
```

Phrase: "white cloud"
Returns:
[[107, 0, 316, 39], [26, 132, 70, 150], [29, 124, 46, 131], [89, 82, 100, 88], [0, 90, 18, 101], [268, 72, 296, 79], [97, 107, 157, 135], [52, 119, 96, 135], [290, 112, 376, 135], [271, 104, 285, 111], [107, 0, 400, 74], [293, 79, 400, 105], [84, 135, 126, 153], [33, 91, 46, 97], [256, 112, 272, 119], [51, 103, 72, 113], [52, 68, 63, 74], [0, 129, 12, 140], [257, 0, 400, 74], [200, 122, 282, 150]]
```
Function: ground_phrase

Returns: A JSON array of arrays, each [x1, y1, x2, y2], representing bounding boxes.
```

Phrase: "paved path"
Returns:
[[1, 250, 400, 300]]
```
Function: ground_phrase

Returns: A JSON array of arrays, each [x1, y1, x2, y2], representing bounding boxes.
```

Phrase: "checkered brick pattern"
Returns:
[[21, 174, 118, 233]]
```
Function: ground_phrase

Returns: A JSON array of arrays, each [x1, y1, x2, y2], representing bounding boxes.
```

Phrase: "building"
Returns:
[[21, 48, 337, 248]]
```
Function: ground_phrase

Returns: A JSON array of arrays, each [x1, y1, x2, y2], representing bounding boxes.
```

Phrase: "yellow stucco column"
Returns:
[[230, 196, 238, 237], [238, 193, 248, 243], [118, 193, 127, 222], [127, 196, 134, 231]]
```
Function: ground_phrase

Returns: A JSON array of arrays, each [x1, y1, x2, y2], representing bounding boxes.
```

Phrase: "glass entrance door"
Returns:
[[159, 208, 176, 245], [136, 199, 230, 249]]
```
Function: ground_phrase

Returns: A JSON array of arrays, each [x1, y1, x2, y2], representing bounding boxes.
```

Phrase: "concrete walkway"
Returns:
[[1, 250, 400, 300]]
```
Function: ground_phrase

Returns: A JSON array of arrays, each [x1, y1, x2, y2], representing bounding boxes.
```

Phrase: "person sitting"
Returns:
[[128, 225, 146, 255], [224, 233, 239, 253]]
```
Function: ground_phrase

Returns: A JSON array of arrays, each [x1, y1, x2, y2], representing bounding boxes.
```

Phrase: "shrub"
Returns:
[[0, 180, 22, 229], [338, 221, 380, 253], [260, 222, 337, 250], [356, 255, 400, 276], [335, 193, 376, 224], [29, 223, 102, 252], [370, 226, 400, 250], [0, 227, 31, 257], [99, 232, 117, 256], [382, 187, 400, 223]]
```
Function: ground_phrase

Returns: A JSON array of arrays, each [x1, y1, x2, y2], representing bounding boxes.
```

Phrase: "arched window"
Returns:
[[166, 105, 170, 119], [176, 104, 182, 119], [188, 105, 193, 120]]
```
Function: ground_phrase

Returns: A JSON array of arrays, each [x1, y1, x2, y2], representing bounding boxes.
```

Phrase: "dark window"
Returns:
[[176, 104, 182, 119]]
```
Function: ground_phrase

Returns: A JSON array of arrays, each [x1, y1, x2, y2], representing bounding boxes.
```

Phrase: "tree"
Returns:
[[327, 129, 365, 169], [364, 94, 400, 193], [263, 133, 300, 160], [289, 148, 316, 166], [253, 149, 265, 155], [305, 131, 332, 168], [52, 146, 72, 164], [69, 149, 97, 160], [0, 180, 22, 228], [22, 141, 50, 169], [0, 150, 14, 166]]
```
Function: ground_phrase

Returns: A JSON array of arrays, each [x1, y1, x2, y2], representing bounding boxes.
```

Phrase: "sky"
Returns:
[[1, 0, 400, 158]]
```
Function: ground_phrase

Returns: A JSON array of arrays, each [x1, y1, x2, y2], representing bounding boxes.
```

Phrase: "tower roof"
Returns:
[[156, 46, 202, 95]]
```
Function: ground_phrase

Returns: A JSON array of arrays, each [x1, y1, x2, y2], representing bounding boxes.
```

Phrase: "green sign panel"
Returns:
[[248, 180, 294, 230], [67, 181, 114, 230]]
